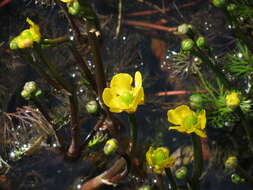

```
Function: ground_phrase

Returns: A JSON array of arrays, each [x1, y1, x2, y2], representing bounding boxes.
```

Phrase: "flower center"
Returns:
[[120, 91, 134, 106], [153, 149, 167, 164], [183, 115, 198, 129]]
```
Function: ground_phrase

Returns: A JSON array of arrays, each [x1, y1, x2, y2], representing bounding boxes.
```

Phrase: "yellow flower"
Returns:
[[102, 71, 144, 113], [146, 146, 174, 174], [10, 18, 41, 49], [226, 92, 240, 108], [167, 105, 207, 138], [60, 0, 75, 3]]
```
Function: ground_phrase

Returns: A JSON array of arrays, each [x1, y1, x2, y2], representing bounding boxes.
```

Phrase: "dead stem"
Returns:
[[122, 20, 177, 33], [127, 0, 205, 16]]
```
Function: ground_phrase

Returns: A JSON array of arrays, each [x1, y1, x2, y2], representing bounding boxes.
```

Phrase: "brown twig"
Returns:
[[154, 90, 207, 97], [122, 20, 177, 33], [127, 0, 206, 16]]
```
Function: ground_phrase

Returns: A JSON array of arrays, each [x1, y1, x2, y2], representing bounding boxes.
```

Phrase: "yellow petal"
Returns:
[[110, 73, 133, 90], [169, 125, 186, 133], [198, 109, 206, 130], [102, 88, 113, 108], [167, 105, 193, 125], [134, 71, 142, 87], [60, 0, 74, 2], [26, 18, 41, 42], [194, 129, 207, 138]]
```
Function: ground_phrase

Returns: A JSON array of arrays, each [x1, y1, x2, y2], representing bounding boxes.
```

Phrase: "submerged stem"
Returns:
[[165, 168, 178, 190], [190, 134, 203, 190], [128, 113, 137, 154]]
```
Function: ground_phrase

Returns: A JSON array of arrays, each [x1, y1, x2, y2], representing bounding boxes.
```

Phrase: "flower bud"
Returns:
[[103, 138, 118, 155], [231, 173, 244, 184], [189, 94, 204, 110], [177, 24, 192, 35], [138, 185, 152, 190], [86, 100, 98, 114], [9, 37, 19, 50], [226, 92, 240, 108], [21, 89, 31, 100], [175, 166, 188, 179], [196, 36, 207, 48], [225, 156, 238, 170], [181, 39, 194, 51], [227, 3, 237, 12], [67, 0, 80, 15], [24, 81, 37, 94], [212, 0, 226, 8]]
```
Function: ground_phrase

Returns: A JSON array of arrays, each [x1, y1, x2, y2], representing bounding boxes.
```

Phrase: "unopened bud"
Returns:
[[175, 166, 188, 179], [67, 0, 80, 16], [196, 36, 207, 48], [177, 24, 192, 35], [225, 156, 238, 170], [21, 90, 31, 100], [227, 3, 237, 12], [138, 185, 152, 190], [24, 81, 37, 94], [189, 94, 204, 110], [103, 138, 118, 155], [212, 0, 226, 8], [231, 173, 245, 184], [181, 39, 194, 51], [86, 100, 98, 114]]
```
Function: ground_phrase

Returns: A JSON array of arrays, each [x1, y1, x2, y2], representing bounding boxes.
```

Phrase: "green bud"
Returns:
[[181, 39, 194, 51], [138, 185, 152, 190], [35, 90, 42, 97], [196, 36, 206, 48], [23, 81, 37, 94], [103, 138, 118, 155], [67, 0, 80, 15], [225, 156, 238, 170], [9, 37, 19, 50], [86, 100, 98, 114], [177, 24, 193, 35], [212, 0, 226, 8], [21, 89, 31, 100], [227, 3, 237, 12], [231, 173, 245, 184], [189, 93, 204, 110], [175, 166, 188, 179]]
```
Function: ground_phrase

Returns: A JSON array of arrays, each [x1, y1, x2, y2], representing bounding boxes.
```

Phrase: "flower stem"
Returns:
[[237, 108, 253, 155], [165, 168, 178, 190], [190, 134, 203, 190], [192, 48, 231, 89], [236, 165, 253, 188], [128, 113, 137, 154], [33, 44, 73, 93]]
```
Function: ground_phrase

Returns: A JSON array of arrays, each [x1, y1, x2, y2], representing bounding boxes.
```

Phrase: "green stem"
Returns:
[[192, 48, 231, 89], [190, 134, 203, 190], [31, 96, 65, 150], [69, 44, 97, 93], [19, 50, 63, 91], [236, 165, 253, 187], [237, 108, 253, 154], [165, 168, 178, 190], [128, 113, 137, 154], [223, 9, 253, 53], [33, 44, 72, 93], [87, 32, 106, 101]]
